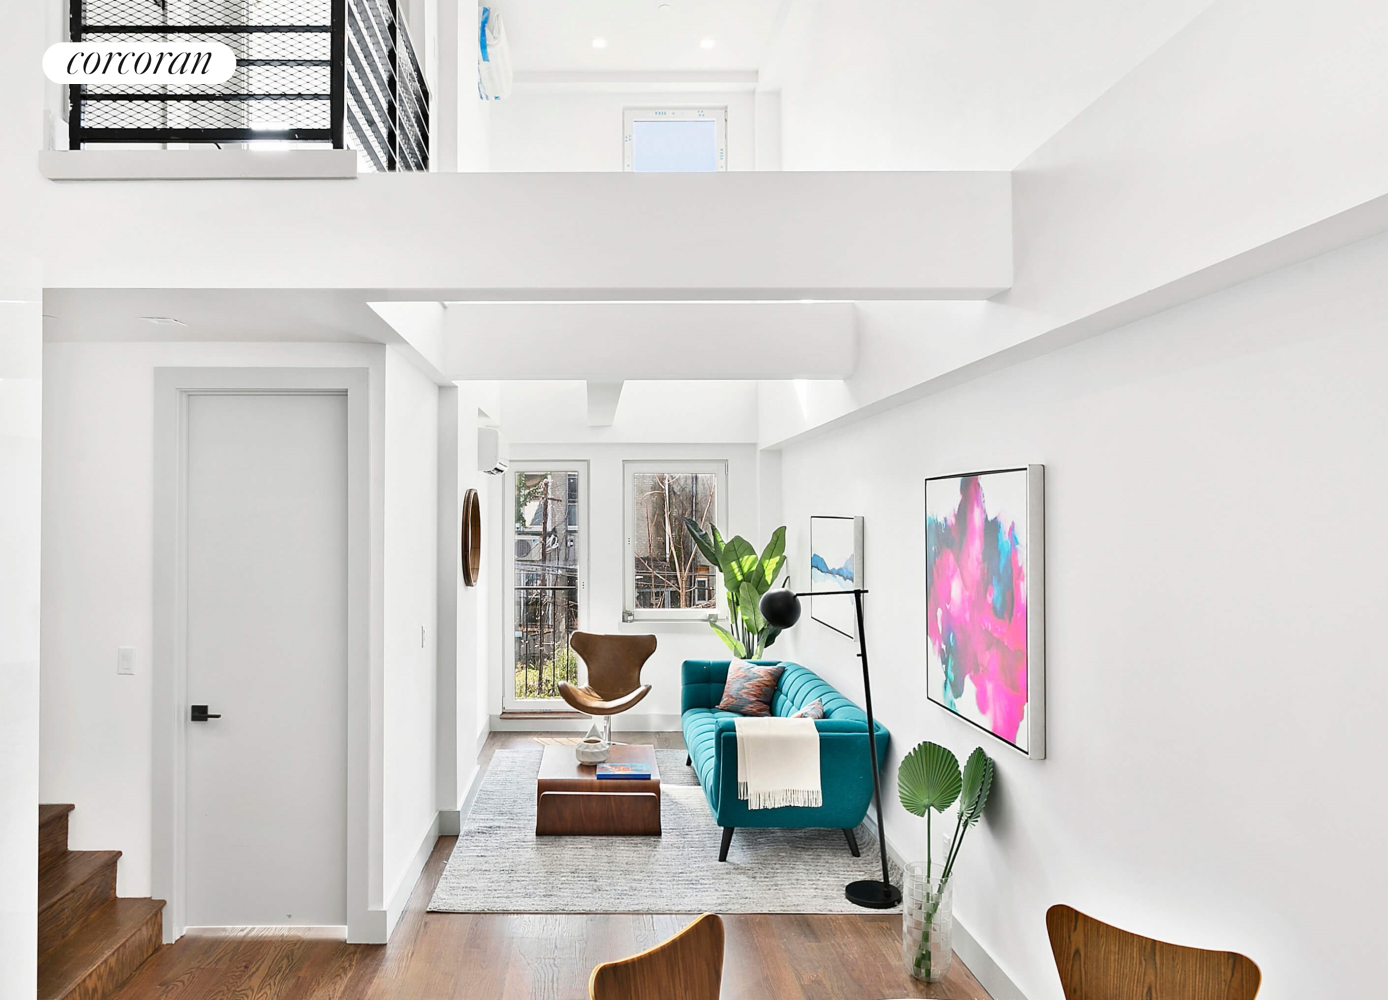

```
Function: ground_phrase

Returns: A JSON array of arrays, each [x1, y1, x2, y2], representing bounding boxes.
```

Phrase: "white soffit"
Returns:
[[442, 301, 855, 380]]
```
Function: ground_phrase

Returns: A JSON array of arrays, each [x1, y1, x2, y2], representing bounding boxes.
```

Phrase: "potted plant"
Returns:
[[897, 742, 996, 981], [684, 520, 787, 658]]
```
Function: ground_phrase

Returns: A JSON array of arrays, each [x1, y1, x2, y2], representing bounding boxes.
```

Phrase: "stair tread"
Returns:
[[39, 850, 121, 912], [38, 897, 165, 1000], [40, 804, 75, 827]]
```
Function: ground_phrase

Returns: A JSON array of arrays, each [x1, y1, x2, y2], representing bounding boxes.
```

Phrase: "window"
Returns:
[[624, 461, 728, 621], [508, 464, 585, 708], [623, 108, 727, 172]]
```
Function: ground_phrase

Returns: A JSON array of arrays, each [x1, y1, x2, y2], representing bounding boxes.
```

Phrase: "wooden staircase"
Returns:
[[38, 805, 165, 1000]]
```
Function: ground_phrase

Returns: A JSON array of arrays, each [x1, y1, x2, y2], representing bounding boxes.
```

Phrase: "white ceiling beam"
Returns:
[[585, 381, 625, 426], [40, 172, 1012, 298], [441, 301, 856, 380]]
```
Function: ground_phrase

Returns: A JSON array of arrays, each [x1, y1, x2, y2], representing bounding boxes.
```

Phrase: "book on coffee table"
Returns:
[[595, 762, 652, 780]]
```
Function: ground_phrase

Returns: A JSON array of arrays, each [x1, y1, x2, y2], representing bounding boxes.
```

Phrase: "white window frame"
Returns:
[[623, 460, 729, 623], [623, 106, 728, 172], [504, 461, 589, 713]]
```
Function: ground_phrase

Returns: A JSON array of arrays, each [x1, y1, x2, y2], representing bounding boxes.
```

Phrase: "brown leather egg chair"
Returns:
[[559, 632, 658, 741]]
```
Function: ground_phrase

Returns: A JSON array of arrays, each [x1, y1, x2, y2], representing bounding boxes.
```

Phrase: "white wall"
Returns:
[[0, 297, 42, 1000], [39, 342, 387, 902], [773, 229, 1388, 1000], [489, 90, 756, 171], [381, 347, 441, 918], [763, 0, 1213, 170], [496, 442, 763, 725], [760, 0, 1388, 448], [436, 384, 488, 826]]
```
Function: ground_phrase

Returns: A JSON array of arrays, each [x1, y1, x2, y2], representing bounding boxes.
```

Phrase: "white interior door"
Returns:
[[184, 392, 348, 928]]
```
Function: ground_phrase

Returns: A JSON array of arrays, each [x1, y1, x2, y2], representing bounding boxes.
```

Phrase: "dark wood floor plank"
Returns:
[[108, 732, 994, 1000]]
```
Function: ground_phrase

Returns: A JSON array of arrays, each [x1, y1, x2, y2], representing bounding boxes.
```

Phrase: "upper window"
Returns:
[[623, 108, 727, 172], [624, 461, 727, 621]]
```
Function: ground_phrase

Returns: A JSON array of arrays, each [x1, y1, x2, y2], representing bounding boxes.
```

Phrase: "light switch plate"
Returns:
[[117, 646, 135, 675]]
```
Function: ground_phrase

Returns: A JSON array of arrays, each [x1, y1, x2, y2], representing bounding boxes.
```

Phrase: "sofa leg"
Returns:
[[843, 828, 861, 857], [686, 754, 692, 767], [719, 827, 735, 862]]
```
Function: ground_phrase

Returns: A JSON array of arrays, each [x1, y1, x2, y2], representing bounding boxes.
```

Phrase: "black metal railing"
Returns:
[[68, 0, 429, 171], [513, 585, 579, 701]]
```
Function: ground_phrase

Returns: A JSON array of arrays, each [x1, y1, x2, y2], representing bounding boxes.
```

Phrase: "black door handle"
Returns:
[[190, 704, 222, 722]]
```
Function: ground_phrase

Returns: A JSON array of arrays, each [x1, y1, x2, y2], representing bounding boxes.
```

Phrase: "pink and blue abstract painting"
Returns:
[[925, 468, 1041, 755]]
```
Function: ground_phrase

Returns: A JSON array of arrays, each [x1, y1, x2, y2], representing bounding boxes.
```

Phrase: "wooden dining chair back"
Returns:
[[1046, 904, 1260, 1000], [589, 913, 724, 1000]]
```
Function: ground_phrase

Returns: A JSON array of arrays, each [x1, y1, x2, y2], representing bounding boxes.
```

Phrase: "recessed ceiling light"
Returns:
[[591, 37, 607, 49], [700, 38, 716, 49], [138, 316, 186, 326], [657, 2, 672, 10]]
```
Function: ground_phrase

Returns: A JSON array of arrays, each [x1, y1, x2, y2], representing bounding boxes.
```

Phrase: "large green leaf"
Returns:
[[897, 741, 962, 818], [709, 622, 746, 658], [684, 517, 721, 568], [762, 625, 782, 650], [718, 536, 760, 590], [757, 526, 787, 593], [738, 580, 767, 633], [958, 747, 995, 826]]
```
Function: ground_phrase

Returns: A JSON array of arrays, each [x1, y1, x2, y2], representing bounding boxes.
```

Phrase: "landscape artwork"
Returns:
[[809, 516, 864, 638], [924, 467, 1045, 758]]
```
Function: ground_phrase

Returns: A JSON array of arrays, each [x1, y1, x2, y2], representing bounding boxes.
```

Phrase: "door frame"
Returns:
[[503, 461, 589, 713], [153, 368, 372, 942]]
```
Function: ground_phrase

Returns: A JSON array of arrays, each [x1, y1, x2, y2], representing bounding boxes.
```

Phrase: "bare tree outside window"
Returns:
[[632, 472, 718, 610]]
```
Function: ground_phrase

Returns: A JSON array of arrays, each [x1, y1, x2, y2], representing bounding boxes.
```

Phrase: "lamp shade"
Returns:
[[759, 588, 803, 629]]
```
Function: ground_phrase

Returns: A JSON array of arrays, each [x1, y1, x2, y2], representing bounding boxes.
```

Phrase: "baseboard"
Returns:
[[439, 758, 484, 836], [185, 924, 347, 940], [352, 908, 388, 944], [489, 712, 682, 732], [860, 812, 1029, 1000], [384, 812, 442, 939], [953, 921, 1030, 1000]]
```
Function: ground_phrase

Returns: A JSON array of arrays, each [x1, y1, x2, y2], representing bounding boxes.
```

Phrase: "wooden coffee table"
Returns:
[[535, 744, 661, 836]]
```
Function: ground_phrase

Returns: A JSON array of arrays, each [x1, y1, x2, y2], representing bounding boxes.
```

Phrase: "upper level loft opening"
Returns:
[[44, 0, 1219, 175]]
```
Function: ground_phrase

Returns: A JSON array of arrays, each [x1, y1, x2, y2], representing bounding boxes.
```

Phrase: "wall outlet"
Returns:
[[117, 646, 135, 675]]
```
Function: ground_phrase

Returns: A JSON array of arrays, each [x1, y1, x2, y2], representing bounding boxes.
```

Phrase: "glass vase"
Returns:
[[902, 862, 954, 982]]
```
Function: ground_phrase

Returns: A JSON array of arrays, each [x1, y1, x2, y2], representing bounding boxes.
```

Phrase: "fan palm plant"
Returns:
[[897, 741, 995, 979]]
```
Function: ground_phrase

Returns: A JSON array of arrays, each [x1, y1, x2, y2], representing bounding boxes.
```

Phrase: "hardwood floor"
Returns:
[[108, 732, 992, 1000]]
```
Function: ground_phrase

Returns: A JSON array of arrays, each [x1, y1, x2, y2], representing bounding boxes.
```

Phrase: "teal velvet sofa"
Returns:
[[680, 659, 890, 861]]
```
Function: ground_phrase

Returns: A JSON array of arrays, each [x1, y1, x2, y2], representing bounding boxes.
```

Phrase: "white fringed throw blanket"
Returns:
[[734, 716, 822, 810]]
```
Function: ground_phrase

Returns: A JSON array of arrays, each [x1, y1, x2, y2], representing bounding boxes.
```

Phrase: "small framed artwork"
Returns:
[[810, 515, 865, 638], [924, 466, 1045, 759]]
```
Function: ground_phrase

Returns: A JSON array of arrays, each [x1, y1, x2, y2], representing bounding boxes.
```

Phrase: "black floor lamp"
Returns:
[[758, 585, 903, 909]]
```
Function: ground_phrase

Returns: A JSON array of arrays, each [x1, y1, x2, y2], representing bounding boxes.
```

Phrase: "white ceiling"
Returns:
[[42, 289, 396, 344], [498, 0, 788, 73]]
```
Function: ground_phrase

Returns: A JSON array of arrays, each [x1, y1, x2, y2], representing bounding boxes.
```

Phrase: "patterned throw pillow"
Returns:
[[716, 659, 785, 717], [790, 698, 826, 720]]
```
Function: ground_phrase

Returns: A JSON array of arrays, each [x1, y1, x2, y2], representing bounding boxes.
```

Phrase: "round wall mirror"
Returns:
[[461, 488, 481, 586]]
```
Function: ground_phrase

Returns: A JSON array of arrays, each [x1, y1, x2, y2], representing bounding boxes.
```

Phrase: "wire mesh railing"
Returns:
[[68, 0, 429, 170]]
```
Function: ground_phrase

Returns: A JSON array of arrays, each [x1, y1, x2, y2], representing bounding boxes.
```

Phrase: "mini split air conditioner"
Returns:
[[478, 427, 508, 475]]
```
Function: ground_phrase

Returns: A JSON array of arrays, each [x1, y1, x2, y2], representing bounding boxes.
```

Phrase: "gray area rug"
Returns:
[[430, 748, 902, 914]]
